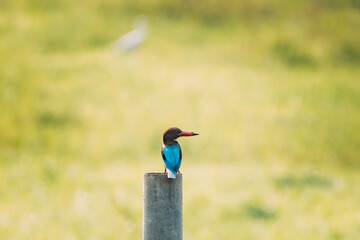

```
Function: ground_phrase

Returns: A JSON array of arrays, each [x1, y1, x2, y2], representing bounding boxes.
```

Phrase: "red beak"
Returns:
[[180, 131, 199, 137]]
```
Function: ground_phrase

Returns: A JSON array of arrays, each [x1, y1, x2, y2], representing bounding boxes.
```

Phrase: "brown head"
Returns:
[[163, 127, 199, 145]]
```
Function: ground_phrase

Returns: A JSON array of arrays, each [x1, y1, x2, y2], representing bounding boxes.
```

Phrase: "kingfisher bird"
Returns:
[[161, 127, 199, 179]]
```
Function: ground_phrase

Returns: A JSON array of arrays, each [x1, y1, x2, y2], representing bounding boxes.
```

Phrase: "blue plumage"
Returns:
[[161, 144, 182, 179]]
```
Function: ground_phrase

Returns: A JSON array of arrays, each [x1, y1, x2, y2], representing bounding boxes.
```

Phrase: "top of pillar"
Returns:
[[144, 172, 183, 176]]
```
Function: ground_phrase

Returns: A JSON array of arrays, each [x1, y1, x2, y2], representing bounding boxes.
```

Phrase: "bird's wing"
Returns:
[[161, 145, 166, 163], [162, 144, 182, 174], [175, 144, 182, 172]]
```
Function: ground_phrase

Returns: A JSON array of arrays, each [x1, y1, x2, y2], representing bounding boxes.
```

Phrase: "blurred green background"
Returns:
[[1, 0, 360, 239]]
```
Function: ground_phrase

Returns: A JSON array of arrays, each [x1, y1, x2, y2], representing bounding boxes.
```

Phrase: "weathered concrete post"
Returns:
[[143, 173, 183, 240]]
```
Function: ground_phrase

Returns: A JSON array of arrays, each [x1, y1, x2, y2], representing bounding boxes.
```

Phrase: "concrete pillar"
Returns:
[[143, 173, 183, 240]]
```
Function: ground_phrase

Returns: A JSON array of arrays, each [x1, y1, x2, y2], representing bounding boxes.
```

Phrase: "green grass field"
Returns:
[[1, 0, 360, 239]]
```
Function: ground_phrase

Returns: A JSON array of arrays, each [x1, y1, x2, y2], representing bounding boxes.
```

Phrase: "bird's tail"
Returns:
[[166, 168, 176, 179]]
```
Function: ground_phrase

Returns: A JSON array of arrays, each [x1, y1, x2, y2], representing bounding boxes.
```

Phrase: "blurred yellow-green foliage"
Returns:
[[1, 0, 360, 239]]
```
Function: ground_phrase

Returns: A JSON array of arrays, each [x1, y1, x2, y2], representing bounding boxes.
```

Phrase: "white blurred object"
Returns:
[[113, 16, 148, 54]]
